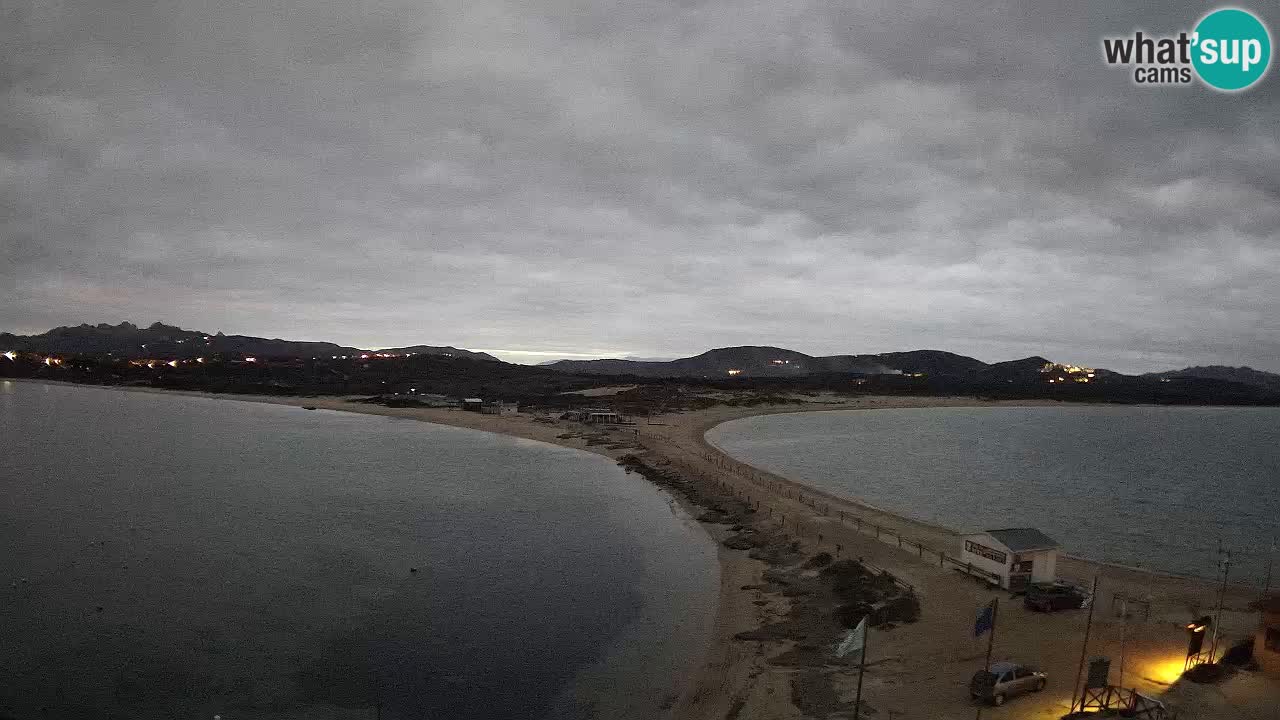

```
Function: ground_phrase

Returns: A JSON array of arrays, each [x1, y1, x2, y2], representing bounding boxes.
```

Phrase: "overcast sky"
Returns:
[[2, 1, 1277, 372]]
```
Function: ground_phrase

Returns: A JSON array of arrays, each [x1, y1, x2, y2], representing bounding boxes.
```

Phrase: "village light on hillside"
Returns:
[[168, 360, 179, 367], [727, 368, 742, 376], [2, 351, 15, 361]]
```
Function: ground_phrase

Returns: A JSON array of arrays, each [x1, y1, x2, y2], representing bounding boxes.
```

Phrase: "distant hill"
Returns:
[[545, 345, 991, 378], [0, 322, 493, 361], [374, 345, 499, 362], [975, 356, 1053, 382], [1143, 365, 1280, 391]]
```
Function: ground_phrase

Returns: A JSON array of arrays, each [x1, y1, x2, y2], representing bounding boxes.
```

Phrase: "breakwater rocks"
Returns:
[[617, 452, 921, 717]]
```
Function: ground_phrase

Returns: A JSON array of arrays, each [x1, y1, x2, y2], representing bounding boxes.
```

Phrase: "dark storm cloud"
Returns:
[[2, 0, 1277, 371]]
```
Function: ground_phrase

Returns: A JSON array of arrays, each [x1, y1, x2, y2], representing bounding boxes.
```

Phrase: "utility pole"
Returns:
[[1071, 575, 1100, 713], [1117, 596, 1128, 690], [1210, 549, 1232, 662], [1264, 539, 1275, 599]]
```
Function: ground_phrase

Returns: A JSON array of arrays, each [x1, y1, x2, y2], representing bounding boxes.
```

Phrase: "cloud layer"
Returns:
[[3, 0, 1277, 371]]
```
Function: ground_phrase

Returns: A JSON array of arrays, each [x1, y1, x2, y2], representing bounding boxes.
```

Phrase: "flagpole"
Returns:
[[975, 597, 998, 720], [853, 621, 868, 720]]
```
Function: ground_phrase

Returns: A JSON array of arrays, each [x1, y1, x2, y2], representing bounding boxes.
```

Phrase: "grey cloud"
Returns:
[[1, 0, 1278, 373]]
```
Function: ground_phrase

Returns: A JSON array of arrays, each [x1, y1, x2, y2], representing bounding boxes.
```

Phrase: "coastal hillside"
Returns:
[[5, 324, 1280, 406], [546, 346, 1004, 379], [0, 322, 495, 361], [1143, 365, 1280, 391]]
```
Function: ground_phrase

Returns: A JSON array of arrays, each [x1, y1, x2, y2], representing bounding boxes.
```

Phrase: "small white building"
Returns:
[[959, 528, 1060, 591]]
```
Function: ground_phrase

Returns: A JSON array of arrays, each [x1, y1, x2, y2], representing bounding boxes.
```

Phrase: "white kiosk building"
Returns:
[[959, 528, 1060, 591]]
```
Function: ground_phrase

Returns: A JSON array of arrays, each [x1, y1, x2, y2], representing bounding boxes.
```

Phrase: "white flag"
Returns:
[[836, 617, 867, 657]]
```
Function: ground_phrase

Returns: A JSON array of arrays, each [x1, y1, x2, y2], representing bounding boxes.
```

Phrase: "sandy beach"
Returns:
[[10, 379, 1276, 719]]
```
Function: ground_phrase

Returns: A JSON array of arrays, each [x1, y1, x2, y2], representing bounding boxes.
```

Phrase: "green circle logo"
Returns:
[[1192, 8, 1272, 91]]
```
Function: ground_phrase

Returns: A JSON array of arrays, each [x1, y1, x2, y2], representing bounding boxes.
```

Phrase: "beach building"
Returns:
[[959, 528, 1060, 591], [481, 401, 518, 416], [563, 408, 623, 424], [581, 408, 621, 424], [1255, 596, 1280, 676], [461, 398, 484, 411]]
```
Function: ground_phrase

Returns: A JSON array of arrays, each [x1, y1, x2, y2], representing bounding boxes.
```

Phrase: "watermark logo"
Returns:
[[1102, 7, 1271, 91]]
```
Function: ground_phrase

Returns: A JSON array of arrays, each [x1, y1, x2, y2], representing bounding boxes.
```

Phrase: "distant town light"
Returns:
[[167, 360, 179, 367], [245, 357, 257, 363], [727, 368, 743, 376], [2, 351, 15, 361], [196, 357, 205, 363]]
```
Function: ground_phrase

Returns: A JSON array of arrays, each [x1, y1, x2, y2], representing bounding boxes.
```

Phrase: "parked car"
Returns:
[[970, 662, 1047, 706], [1024, 581, 1089, 612]]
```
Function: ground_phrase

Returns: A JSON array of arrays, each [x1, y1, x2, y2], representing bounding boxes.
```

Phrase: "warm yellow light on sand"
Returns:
[[1144, 658, 1187, 685]]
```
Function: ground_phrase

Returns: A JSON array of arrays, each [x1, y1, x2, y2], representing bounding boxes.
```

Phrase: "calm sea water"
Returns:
[[0, 381, 717, 720], [708, 405, 1280, 583]]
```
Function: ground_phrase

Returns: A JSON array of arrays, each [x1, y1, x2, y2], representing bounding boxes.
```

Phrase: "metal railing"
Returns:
[[655, 440, 1007, 588]]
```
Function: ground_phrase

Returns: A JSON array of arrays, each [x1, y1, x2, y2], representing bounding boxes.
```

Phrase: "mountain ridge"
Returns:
[[545, 345, 995, 378], [0, 322, 497, 362], [1142, 365, 1280, 391]]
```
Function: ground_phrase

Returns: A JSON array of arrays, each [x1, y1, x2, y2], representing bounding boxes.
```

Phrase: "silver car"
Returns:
[[969, 661, 1047, 706]]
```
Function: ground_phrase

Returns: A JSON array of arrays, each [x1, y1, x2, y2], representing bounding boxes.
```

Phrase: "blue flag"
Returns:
[[974, 600, 996, 638]]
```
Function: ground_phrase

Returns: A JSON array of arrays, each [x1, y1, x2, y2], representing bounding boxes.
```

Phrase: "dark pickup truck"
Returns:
[[1023, 581, 1089, 612]]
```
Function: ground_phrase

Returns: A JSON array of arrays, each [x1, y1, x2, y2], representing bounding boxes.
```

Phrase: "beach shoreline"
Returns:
[[5, 378, 1270, 719]]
